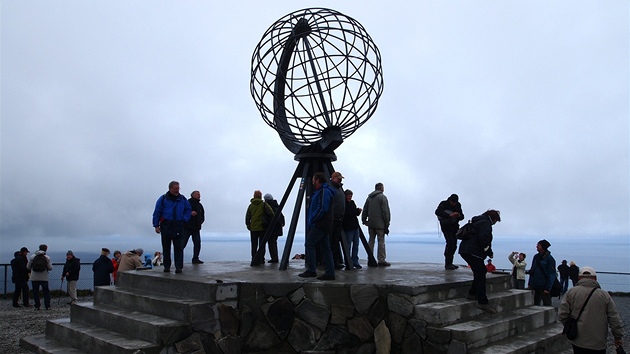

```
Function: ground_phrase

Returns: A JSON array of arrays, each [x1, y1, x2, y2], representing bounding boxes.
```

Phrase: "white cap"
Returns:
[[578, 266, 597, 277]]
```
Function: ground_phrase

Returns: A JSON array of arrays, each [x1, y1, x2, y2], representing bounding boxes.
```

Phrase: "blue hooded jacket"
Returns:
[[152, 192, 192, 227], [307, 182, 335, 231]]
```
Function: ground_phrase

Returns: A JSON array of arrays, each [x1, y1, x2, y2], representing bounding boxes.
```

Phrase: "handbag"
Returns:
[[536, 259, 562, 298], [455, 220, 476, 240], [562, 287, 599, 340]]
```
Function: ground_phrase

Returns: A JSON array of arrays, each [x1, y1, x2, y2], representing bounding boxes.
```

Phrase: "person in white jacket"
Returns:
[[27, 244, 53, 310], [508, 251, 527, 289]]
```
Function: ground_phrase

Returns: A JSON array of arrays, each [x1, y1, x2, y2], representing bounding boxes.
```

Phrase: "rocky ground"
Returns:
[[1, 294, 629, 353]]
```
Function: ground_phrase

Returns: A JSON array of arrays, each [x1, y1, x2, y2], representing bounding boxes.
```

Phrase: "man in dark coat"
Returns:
[[184, 190, 205, 264], [527, 239, 556, 306], [263, 193, 285, 263], [557, 259, 570, 294], [11, 247, 31, 307], [435, 194, 464, 270], [92, 248, 114, 287], [62, 250, 81, 304], [458, 209, 500, 314]]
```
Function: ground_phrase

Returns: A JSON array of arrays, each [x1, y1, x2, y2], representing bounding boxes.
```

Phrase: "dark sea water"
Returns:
[[2, 233, 628, 293]]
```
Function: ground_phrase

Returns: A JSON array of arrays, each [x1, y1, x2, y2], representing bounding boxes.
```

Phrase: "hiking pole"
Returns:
[[57, 278, 64, 305]]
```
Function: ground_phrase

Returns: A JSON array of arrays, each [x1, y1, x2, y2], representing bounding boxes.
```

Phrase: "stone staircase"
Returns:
[[19, 265, 571, 353]]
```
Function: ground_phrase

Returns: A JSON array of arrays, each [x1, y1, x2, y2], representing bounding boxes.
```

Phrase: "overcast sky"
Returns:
[[1, 1, 628, 254]]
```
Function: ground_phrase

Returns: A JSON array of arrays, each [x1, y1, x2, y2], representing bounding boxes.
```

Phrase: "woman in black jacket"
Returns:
[[458, 209, 501, 314], [264, 194, 285, 263]]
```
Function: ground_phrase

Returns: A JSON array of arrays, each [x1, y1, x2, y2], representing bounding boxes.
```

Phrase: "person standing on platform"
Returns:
[[342, 189, 362, 269], [558, 266, 624, 353], [527, 239, 556, 306], [299, 172, 336, 280], [435, 194, 464, 270], [263, 193, 285, 264], [11, 247, 31, 308], [458, 209, 501, 314], [508, 251, 527, 289], [184, 190, 205, 264], [245, 190, 274, 265], [93, 248, 114, 287], [362, 182, 391, 267], [27, 244, 53, 310], [329, 171, 346, 269], [112, 250, 121, 283], [153, 181, 192, 274], [569, 261, 579, 286], [558, 259, 570, 294]]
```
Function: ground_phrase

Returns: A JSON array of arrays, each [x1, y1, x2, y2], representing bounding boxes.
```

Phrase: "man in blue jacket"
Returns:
[[299, 172, 336, 280], [153, 181, 192, 274]]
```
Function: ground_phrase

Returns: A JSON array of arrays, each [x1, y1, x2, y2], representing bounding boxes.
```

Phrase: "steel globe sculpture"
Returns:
[[250, 7, 384, 155], [250, 8, 384, 269]]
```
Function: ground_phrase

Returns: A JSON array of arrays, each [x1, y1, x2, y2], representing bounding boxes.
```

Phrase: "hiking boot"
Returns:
[[317, 274, 335, 281], [354, 264, 362, 269], [445, 264, 459, 270], [192, 259, 204, 264], [377, 261, 391, 267], [476, 303, 497, 314]]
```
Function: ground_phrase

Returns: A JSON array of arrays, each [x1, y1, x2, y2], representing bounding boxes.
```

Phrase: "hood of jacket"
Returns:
[[368, 190, 382, 198]]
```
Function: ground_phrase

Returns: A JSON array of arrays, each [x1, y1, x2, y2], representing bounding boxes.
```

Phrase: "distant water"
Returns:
[[2, 233, 628, 293]]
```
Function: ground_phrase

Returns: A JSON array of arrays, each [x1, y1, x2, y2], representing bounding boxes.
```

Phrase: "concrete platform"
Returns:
[[21, 261, 571, 354]]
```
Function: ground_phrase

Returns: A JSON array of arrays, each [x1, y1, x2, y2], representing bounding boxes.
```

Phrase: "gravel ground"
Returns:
[[1, 294, 629, 353]]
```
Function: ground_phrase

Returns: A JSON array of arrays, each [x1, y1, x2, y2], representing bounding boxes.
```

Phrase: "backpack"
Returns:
[[31, 254, 48, 272], [456, 220, 477, 240]]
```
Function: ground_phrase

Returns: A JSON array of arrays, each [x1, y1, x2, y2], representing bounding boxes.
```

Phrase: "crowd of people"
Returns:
[[8, 176, 624, 352]]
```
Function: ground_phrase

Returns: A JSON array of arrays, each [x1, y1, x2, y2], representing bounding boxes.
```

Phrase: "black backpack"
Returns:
[[31, 254, 48, 272]]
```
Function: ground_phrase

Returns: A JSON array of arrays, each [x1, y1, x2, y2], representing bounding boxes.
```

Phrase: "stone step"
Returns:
[[470, 322, 571, 354], [414, 289, 532, 326], [43, 318, 163, 354], [94, 285, 216, 328], [20, 334, 88, 354], [408, 272, 513, 304], [70, 302, 192, 345], [116, 269, 238, 302], [427, 306, 557, 350]]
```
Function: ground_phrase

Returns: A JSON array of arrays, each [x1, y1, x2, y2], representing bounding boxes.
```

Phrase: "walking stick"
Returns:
[[57, 278, 64, 305]]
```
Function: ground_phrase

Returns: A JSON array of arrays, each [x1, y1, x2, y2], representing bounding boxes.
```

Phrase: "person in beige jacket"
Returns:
[[558, 266, 624, 353], [116, 249, 144, 275], [508, 251, 527, 289]]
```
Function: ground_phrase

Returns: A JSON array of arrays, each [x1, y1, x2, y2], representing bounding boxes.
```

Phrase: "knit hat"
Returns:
[[20, 247, 29, 253], [448, 194, 459, 203], [66, 250, 73, 256], [263, 193, 273, 201], [538, 239, 551, 250], [135, 248, 144, 256]]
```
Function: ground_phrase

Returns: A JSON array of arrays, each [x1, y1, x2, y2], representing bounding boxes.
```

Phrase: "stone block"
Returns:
[[288, 318, 321, 352], [217, 335, 242, 354], [351, 284, 380, 314], [264, 297, 295, 339], [374, 320, 391, 354], [348, 316, 374, 342], [289, 287, 306, 304], [314, 325, 354, 351], [387, 311, 407, 344], [216, 283, 238, 301], [243, 321, 281, 351], [295, 298, 330, 331], [387, 293, 414, 317], [218, 303, 239, 336], [175, 332, 203, 353], [368, 297, 387, 328], [401, 333, 423, 354], [331, 303, 355, 325]]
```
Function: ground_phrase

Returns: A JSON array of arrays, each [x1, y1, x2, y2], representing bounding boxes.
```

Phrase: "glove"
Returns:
[[384, 228, 390, 235]]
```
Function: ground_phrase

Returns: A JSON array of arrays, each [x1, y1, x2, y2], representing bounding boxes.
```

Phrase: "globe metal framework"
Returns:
[[249, 8, 384, 269], [251, 7, 384, 155]]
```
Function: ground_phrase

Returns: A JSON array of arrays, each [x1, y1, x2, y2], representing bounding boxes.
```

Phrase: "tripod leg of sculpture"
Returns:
[[279, 160, 311, 270], [358, 227, 379, 267]]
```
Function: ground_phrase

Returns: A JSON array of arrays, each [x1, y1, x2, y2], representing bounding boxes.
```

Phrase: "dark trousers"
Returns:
[[162, 233, 184, 270], [183, 229, 202, 261], [305, 227, 334, 277], [31, 280, 51, 309], [460, 254, 488, 304], [441, 223, 458, 266], [533, 288, 551, 306], [572, 345, 605, 354], [250, 230, 266, 261], [13, 280, 29, 306], [267, 234, 279, 262], [560, 276, 569, 294]]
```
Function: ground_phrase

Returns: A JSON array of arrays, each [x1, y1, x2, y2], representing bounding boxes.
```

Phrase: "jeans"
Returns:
[[183, 229, 202, 261], [368, 227, 387, 262], [31, 280, 51, 309], [305, 226, 334, 276], [344, 228, 360, 266], [460, 254, 488, 304], [560, 276, 569, 294]]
